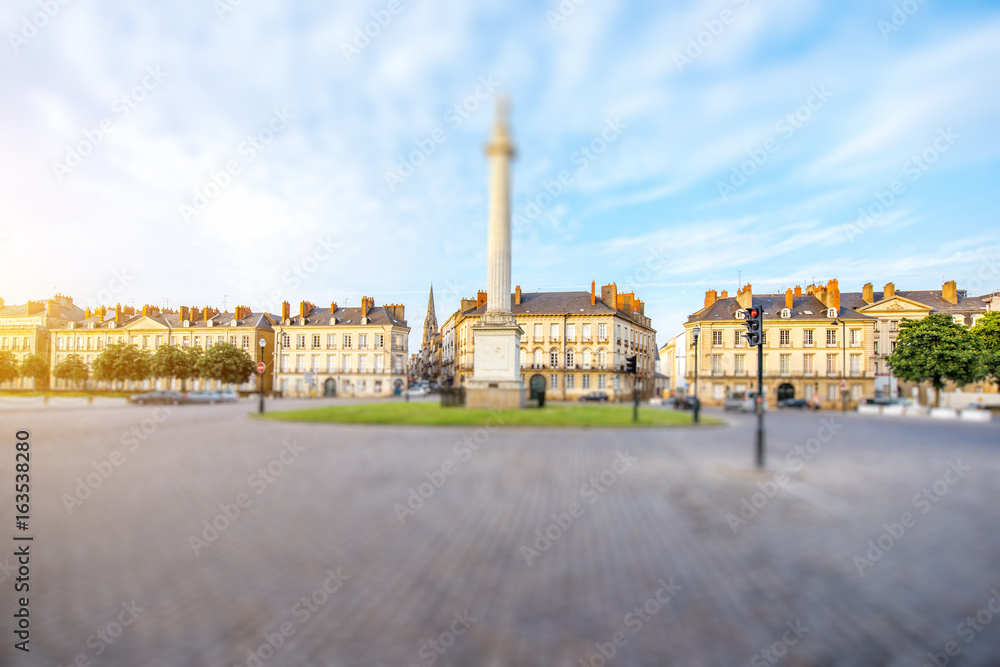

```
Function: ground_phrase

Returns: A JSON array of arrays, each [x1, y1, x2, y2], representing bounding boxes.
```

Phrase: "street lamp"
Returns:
[[834, 318, 846, 413], [258, 337, 266, 414], [692, 326, 701, 424]]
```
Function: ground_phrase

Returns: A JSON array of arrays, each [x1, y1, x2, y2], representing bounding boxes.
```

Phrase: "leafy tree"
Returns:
[[19, 353, 50, 390], [971, 311, 1000, 390], [151, 344, 202, 390], [54, 354, 89, 389], [195, 341, 256, 386], [92, 342, 152, 389], [0, 351, 18, 385], [886, 313, 983, 406]]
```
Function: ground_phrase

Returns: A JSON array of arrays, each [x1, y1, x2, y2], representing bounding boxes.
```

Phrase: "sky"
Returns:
[[1, 0, 999, 347]]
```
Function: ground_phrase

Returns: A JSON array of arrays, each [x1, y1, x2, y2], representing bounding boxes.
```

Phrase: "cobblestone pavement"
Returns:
[[1, 402, 999, 666]]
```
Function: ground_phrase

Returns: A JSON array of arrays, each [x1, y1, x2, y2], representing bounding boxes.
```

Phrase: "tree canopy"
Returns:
[[0, 351, 18, 384], [971, 311, 1000, 389], [92, 342, 152, 385], [886, 313, 983, 405], [151, 344, 202, 389], [19, 353, 50, 388], [54, 353, 90, 388], [195, 341, 256, 386]]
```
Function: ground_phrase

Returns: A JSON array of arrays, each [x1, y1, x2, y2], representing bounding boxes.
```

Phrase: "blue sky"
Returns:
[[1, 0, 998, 346]]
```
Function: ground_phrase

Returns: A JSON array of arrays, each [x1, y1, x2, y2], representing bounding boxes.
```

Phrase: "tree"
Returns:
[[92, 342, 152, 389], [151, 344, 202, 390], [886, 313, 983, 406], [195, 342, 256, 386], [19, 353, 50, 390], [54, 354, 89, 389], [971, 311, 1000, 390], [0, 351, 18, 385]]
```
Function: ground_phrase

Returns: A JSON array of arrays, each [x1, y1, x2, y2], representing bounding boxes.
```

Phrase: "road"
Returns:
[[0, 401, 998, 666]]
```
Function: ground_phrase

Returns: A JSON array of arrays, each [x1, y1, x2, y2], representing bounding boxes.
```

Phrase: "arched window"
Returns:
[[582, 349, 592, 369], [533, 349, 542, 367], [566, 349, 575, 368], [781, 308, 791, 319], [597, 348, 607, 368], [550, 349, 559, 368], [827, 308, 837, 318]]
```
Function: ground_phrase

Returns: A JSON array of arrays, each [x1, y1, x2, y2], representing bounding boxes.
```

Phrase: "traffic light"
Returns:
[[625, 355, 637, 374], [743, 306, 763, 346]]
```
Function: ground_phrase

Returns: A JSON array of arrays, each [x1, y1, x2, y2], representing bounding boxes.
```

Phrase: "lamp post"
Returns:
[[692, 326, 701, 424], [258, 337, 266, 414], [834, 318, 846, 412]]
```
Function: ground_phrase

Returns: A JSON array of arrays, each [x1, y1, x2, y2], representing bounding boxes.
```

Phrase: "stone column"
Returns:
[[483, 97, 516, 327]]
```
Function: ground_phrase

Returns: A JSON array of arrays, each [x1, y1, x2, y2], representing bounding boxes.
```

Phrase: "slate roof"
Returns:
[[276, 306, 407, 328], [465, 291, 618, 316]]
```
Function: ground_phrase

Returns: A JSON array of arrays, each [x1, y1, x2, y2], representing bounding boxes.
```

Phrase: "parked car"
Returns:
[[778, 398, 815, 410], [579, 391, 609, 403], [723, 391, 759, 412], [182, 391, 222, 404], [674, 395, 700, 411], [217, 389, 240, 403], [128, 391, 182, 405]]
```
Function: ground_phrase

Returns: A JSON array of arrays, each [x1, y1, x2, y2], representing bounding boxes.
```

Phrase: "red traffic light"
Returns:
[[749, 308, 759, 318]]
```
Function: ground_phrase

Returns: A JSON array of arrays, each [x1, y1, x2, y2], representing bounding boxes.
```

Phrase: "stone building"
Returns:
[[0, 294, 84, 388]]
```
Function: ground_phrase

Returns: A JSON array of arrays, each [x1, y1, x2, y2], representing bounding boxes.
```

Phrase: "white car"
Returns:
[[217, 389, 240, 403]]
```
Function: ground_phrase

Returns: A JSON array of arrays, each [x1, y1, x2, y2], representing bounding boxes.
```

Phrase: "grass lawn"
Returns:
[[253, 401, 719, 427]]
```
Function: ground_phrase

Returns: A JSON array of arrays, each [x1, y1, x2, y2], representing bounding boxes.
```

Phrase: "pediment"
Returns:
[[121, 316, 171, 330], [856, 295, 931, 315]]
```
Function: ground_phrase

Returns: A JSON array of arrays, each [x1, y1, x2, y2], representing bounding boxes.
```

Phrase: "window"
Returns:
[[343, 335, 352, 349], [375, 334, 384, 349], [533, 349, 543, 367], [803, 329, 814, 346], [803, 354, 814, 375], [851, 384, 862, 400], [713, 384, 725, 400], [889, 320, 897, 332], [182, 336, 189, 347], [826, 329, 837, 346], [97, 338, 102, 350], [804, 384, 815, 400], [88, 337, 94, 350], [850, 354, 862, 376], [229, 336, 237, 346], [566, 349, 575, 368], [281, 333, 290, 348], [358, 356, 367, 372], [735, 354, 745, 375], [850, 329, 860, 346], [550, 324, 559, 341], [890, 341, 897, 353], [327, 355, 335, 372], [779, 330, 790, 347], [826, 354, 837, 375], [297, 335, 306, 349], [312, 335, 320, 349], [534, 324, 543, 340], [597, 374, 606, 389], [598, 323, 607, 340], [614, 375, 620, 390], [550, 350, 559, 368], [566, 324, 576, 341], [827, 308, 837, 318], [734, 330, 744, 347], [874, 342, 879, 355], [311, 355, 319, 372], [582, 349, 592, 368], [375, 356, 384, 373], [582, 374, 591, 389], [711, 354, 722, 374], [582, 323, 592, 341], [566, 374, 574, 389], [780, 354, 790, 376], [327, 334, 336, 349], [781, 308, 791, 318], [827, 384, 838, 401], [550, 374, 558, 389], [295, 355, 304, 372], [597, 348, 607, 368], [712, 330, 723, 347], [342, 356, 351, 372]]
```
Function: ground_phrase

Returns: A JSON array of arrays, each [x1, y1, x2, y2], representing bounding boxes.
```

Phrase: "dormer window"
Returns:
[[230, 319, 238, 327], [781, 308, 791, 319], [827, 308, 837, 318], [735, 310, 746, 320], [183, 320, 190, 327]]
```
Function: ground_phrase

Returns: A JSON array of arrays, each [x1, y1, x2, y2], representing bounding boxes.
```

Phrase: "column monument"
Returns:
[[465, 97, 524, 409]]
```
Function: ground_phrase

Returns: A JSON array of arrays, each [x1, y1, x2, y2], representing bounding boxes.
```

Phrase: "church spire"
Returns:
[[422, 284, 438, 348]]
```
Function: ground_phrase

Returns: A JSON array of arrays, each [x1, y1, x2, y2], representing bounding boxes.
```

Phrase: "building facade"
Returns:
[[443, 282, 657, 401], [0, 294, 84, 388], [271, 298, 409, 398]]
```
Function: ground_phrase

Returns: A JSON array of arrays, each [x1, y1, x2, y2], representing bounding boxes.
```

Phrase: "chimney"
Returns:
[[826, 279, 840, 312], [601, 283, 618, 308], [100, 305, 107, 319], [720, 290, 728, 298], [862, 282, 873, 303], [330, 301, 337, 313], [794, 285, 802, 297], [590, 281, 595, 305], [736, 284, 753, 309], [461, 298, 477, 312], [634, 298, 644, 315], [123, 305, 135, 316], [299, 301, 308, 319], [179, 306, 189, 321], [115, 304, 122, 323], [476, 291, 487, 308], [84, 307, 92, 319], [204, 307, 211, 322], [282, 301, 290, 321], [704, 290, 718, 308], [942, 279, 957, 304], [884, 282, 895, 299], [0, 298, 4, 308], [617, 292, 633, 315], [785, 288, 793, 310], [359, 297, 373, 317], [516, 285, 522, 306], [46, 301, 59, 317]]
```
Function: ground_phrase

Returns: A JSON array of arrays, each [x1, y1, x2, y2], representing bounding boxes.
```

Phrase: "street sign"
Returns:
[[257, 361, 265, 374]]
